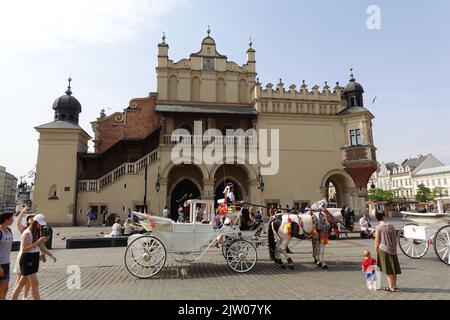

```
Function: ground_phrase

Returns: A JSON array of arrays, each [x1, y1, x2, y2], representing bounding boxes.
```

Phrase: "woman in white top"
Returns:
[[11, 214, 56, 300], [11, 206, 35, 300], [105, 218, 123, 237]]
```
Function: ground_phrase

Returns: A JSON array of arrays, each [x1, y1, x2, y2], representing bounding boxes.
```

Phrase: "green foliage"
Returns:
[[367, 188, 395, 202], [432, 187, 446, 198], [416, 184, 434, 202]]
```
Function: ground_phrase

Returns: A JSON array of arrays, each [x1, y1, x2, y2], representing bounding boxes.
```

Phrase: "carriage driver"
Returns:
[[309, 206, 331, 270]]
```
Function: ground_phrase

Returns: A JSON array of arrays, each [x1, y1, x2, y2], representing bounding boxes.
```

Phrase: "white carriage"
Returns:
[[124, 200, 261, 279]]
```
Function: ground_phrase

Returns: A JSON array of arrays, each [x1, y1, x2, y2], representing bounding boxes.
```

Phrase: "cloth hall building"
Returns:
[[33, 32, 378, 225]]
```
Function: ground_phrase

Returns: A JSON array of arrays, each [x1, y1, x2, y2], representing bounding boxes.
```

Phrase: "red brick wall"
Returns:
[[95, 96, 160, 154]]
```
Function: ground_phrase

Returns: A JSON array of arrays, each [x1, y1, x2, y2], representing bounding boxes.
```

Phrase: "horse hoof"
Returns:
[[287, 258, 294, 264], [316, 262, 323, 268], [314, 258, 318, 264], [322, 264, 329, 270]]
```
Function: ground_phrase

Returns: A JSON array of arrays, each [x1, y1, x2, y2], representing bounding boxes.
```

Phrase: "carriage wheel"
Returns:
[[124, 235, 166, 279], [221, 237, 234, 259], [226, 240, 257, 273], [398, 223, 429, 259], [434, 225, 450, 265]]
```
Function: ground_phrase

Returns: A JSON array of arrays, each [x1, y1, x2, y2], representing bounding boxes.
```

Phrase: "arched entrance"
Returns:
[[322, 171, 355, 208], [170, 179, 201, 221]]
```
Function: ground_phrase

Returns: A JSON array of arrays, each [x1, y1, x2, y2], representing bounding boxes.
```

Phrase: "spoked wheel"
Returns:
[[124, 235, 166, 279], [226, 240, 257, 273], [434, 225, 450, 265], [221, 237, 234, 259], [399, 223, 429, 259]]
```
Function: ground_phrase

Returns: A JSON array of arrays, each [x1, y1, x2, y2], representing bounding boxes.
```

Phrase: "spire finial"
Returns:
[[249, 37, 253, 48], [162, 32, 166, 44], [66, 76, 72, 95], [207, 25, 211, 36], [350, 67, 355, 81]]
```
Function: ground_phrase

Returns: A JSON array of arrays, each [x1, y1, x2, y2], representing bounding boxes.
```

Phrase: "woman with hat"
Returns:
[[11, 214, 57, 300]]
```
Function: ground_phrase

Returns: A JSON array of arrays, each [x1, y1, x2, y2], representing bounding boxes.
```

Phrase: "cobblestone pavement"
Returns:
[[6, 221, 450, 300]]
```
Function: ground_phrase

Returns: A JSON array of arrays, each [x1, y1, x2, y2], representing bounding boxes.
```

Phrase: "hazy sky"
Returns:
[[1, 0, 449, 181]]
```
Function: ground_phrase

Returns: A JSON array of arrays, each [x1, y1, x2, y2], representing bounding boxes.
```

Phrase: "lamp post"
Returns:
[[143, 160, 148, 213], [258, 167, 264, 192]]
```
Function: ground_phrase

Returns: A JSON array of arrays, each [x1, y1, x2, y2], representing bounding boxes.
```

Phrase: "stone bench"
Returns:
[[66, 236, 129, 249]]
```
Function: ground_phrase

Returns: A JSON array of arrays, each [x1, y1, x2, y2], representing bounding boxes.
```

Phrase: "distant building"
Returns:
[[368, 154, 448, 200], [0, 166, 18, 209]]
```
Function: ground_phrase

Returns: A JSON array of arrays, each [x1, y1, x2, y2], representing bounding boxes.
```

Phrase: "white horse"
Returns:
[[268, 199, 344, 269]]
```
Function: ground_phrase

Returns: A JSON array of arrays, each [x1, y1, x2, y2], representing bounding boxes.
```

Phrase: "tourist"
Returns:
[[86, 207, 94, 227], [362, 250, 377, 290], [177, 205, 185, 223], [104, 218, 123, 237], [101, 208, 108, 227], [11, 214, 57, 300], [11, 206, 35, 300], [123, 218, 143, 236], [360, 215, 375, 239], [162, 206, 169, 219], [254, 210, 262, 223], [374, 212, 401, 292], [0, 211, 14, 300]]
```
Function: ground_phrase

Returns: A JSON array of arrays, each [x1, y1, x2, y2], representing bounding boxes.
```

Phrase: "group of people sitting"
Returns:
[[98, 215, 145, 238]]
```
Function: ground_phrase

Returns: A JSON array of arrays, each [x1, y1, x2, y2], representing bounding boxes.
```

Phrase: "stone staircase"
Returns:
[[78, 149, 159, 192]]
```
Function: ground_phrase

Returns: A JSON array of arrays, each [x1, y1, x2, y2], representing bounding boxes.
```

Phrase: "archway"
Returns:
[[170, 179, 201, 221], [321, 170, 355, 208]]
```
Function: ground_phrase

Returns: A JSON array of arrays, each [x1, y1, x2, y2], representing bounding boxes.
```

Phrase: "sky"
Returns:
[[0, 0, 450, 181]]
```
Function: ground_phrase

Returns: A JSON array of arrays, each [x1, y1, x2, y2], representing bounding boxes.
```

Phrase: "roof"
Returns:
[[338, 106, 372, 116], [402, 155, 428, 168], [415, 165, 450, 177], [155, 104, 257, 115], [35, 121, 91, 137]]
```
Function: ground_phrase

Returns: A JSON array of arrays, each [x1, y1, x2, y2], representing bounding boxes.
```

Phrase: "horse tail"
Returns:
[[268, 220, 276, 261]]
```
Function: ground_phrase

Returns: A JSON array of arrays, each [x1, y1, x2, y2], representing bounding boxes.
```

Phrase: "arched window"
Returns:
[[350, 97, 356, 107], [239, 79, 247, 104], [221, 125, 234, 136], [48, 185, 59, 200], [216, 78, 226, 103], [191, 77, 201, 101], [168, 75, 178, 100]]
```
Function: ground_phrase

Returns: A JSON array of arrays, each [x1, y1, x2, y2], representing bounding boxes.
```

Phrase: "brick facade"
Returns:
[[92, 95, 160, 154]]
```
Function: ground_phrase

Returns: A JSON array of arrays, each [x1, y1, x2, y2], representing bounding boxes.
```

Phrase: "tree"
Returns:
[[367, 188, 394, 202], [432, 187, 446, 199], [416, 184, 434, 202]]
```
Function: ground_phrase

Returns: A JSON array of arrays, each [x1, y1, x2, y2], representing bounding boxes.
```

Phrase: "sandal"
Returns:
[[382, 287, 396, 292]]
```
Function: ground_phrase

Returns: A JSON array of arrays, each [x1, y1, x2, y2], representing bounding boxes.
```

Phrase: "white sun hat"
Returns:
[[33, 214, 47, 226]]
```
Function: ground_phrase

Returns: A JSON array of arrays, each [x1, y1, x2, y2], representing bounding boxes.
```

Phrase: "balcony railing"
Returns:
[[78, 149, 159, 193], [162, 135, 257, 146]]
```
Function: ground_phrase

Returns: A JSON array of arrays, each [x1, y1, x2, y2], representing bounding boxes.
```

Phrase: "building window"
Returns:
[[349, 129, 361, 146], [444, 178, 448, 185], [438, 179, 441, 186]]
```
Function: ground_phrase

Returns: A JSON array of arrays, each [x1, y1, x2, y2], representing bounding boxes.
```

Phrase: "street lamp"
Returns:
[[257, 167, 265, 192], [155, 171, 161, 193], [143, 160, 148, 213]]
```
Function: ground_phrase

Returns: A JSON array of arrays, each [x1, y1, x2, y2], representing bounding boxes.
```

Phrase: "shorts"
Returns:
[[0, 263, 10, 281], [20, 252, 40, 276], [365, 270, 376, 281]]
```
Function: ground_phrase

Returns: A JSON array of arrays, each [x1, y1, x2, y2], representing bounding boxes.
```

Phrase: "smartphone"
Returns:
[[42, 227, 50, 237]]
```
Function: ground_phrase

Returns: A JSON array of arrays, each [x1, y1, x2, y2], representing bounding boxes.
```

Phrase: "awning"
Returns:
[[156, 104, 257, 115]]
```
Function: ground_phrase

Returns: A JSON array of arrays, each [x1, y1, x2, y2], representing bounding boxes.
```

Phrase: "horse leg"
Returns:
[[275, 239, 286, 269], [279, 239, 294, 269]]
